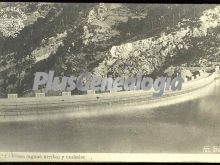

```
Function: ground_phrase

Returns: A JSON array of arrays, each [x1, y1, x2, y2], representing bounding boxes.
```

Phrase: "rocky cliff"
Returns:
[[0, 3, 220, 96]]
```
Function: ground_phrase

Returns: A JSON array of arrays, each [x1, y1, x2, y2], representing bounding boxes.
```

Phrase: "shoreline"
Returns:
[[0, 73, 219, 122]]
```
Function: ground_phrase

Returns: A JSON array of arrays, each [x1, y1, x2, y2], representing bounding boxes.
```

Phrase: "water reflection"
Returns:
[[0, 80, 219, 153]]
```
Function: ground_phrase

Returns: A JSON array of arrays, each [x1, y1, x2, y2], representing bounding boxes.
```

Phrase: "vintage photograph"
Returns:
[[0, 2, 220, 162]]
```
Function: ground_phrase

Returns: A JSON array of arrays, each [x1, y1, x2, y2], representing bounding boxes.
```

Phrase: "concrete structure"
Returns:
[[7, 94, 18, 99], [86, 90, 96, 94], [0, 72, 217, 122], [35, 93, 45, 97], [110, 90, 117, 93], [62, 92, 71, 97], [215, 66, 220, 78]]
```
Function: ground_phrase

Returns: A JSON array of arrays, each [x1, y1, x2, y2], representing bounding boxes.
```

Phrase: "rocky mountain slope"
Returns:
[[0, 3, 219, 96]]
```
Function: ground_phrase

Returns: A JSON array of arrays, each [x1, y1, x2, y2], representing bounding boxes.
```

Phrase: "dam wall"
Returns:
[[0, 72, 218, 122]]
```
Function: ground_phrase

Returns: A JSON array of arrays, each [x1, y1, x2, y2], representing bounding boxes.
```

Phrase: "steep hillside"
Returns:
[[0, 3, 219, 97]]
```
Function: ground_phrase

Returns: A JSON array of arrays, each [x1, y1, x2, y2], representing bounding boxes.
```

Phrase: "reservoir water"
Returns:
[[0, 80, 219, 153]]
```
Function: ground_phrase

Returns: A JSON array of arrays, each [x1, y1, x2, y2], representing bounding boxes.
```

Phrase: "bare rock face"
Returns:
[[82, 3, 147, 45], [1, 3, 220, 96], [94, 5, 220, 76]]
